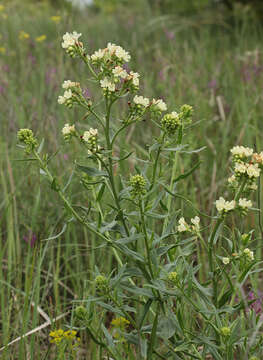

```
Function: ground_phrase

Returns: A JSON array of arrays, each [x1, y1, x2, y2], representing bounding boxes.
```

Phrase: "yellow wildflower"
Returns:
[[49, 329, 64, 344], [111, 317, 130, 342], [50, 15, 61, 23], [19, 31, 30, 40], [0, 5, 4, 12], [0, 47, 6, 54], [64, 330, 77, 339], [111, 316, 130, 328], [49, 328, 79, 346], [35, 35, 46, 43]]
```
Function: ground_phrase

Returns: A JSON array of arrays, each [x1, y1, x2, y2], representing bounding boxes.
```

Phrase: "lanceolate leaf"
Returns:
[[76, 163, 108, 177]]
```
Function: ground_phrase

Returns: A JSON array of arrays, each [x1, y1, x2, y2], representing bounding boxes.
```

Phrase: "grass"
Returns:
[[1, 0, 263, 358]]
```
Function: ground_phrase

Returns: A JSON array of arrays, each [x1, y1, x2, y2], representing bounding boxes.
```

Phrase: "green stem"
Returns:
[[33, 150, 126, 270], [139, 200, 154, 278], [208, 217, 224, 307], [162, 150, 180, 234], [147, 301, 160, 359], [234, 178, 246, 201], [82, 54, 99, 80], [110, 120, 136, 148], [104, 99, 130, 237]]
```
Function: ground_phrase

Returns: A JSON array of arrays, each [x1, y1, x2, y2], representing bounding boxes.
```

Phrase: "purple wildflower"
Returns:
[[164, 30, 175, 40], [247, 291, 263, 315], [207, 79, 217, 90], [28, 53, 36, 66], [45, 67, 57, 85], [158, 70, 165, 81], [2, 64, 9, 72], [83, 88, 91, 99], [23, 232, 37, 248], [0, 84, 5, 95]]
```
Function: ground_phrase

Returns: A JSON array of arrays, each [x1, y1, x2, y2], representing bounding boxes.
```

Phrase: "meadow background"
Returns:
[[1, 0, 263, 358]]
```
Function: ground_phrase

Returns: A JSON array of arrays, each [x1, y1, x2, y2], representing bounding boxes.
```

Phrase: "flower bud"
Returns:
[[168, 271, 178, 285], [178, 104, 193, 123], [74, 305, 88, 320], [95, 275, 109, 294], [17, 129, 38, 153], [130, 174, 146, 198], [220, 326, 231, 336], [161, 112, 180, 135]]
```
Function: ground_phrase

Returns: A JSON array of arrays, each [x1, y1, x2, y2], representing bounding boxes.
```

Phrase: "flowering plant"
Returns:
[[17, 32, 263, 359]]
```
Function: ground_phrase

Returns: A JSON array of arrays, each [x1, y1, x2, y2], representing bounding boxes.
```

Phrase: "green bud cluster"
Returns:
[[88, 136, 97, 150], [161, 104, 193, 136], [95, 275, 109, 294], [161, 112, 180, 135], [83, 128, 99, 153], [130, 174, 147, 198], [74, 305, 88, 321], [66, 43, 84, 59], [17, 129, 38, 153], [220, 326, 231, 337], [167, 271, 178, 285], [241, 232, 252, 246], [179, 104, 193, 123]]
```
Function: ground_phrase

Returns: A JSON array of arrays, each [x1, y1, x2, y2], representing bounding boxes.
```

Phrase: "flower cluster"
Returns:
[[161, 105, 193, 136], [89, 42, 142, 98], [130, 174, 147, 198], [215, 197, 235, 214], [111, 316, 130, 328], [62, 31, 83, 57], [238, 198, 252, 214], [74, 305, 88, 321], [243, 248, 254, 261], [222, 257, 230, 265], [215, 145, 262, 217], [228, 145, 262, 191], [177, 216, 200, 234], [91, 42, 130, 64], [152, 98, 167, 111], [17, 129, 38, 153], [111, 317, 130, 341], [82, 128, 99, 153], [167, 271, 178, 286], [58, 88, 73, 105], [161, 112, 180, 136], [58, 80, 83, 108], [62, 124, 76, 141], [220, 327, 231, 337], [222, 247, 254, 266], [49, 329, 80, 346], [230, 145, 253, 159], [95, 275, 109, 295]]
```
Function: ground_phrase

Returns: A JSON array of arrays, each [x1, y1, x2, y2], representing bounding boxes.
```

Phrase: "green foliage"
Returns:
[[149, 0, 212, 13], [1, 1, 263, 359], [15, 31, 263, 359]]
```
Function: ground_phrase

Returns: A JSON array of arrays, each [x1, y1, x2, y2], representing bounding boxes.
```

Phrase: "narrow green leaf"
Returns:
[[173, 161, 201, 184], [76, 163, 108, 177], [96, 183, 106, 201]]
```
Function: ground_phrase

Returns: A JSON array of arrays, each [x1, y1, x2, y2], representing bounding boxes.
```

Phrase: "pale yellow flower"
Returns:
[[0, 47, 6, 54], [50, 15, 61, 24], [35, 35, 46, 43], [19, 31, 30, 40]]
